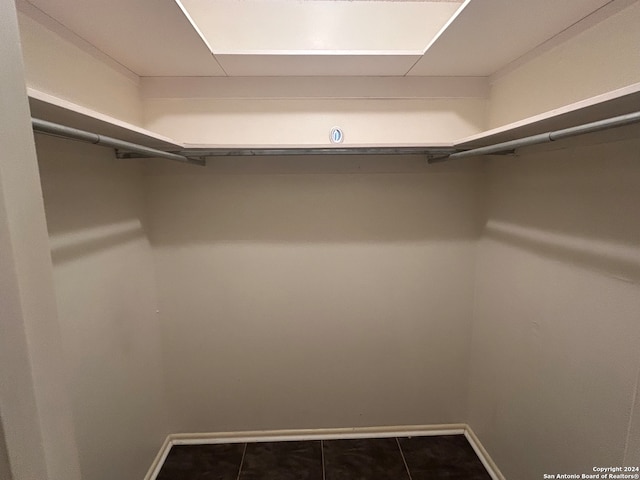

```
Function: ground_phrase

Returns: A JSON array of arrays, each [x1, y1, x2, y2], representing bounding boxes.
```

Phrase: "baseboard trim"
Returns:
[[464, 426, 506, 480], [146, 424, 504, 480], [170, 424, 466, 445], [143, 435, 172, 480]]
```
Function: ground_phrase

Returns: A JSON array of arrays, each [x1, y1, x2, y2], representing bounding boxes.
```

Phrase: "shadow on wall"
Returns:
[[485, 220, 640, 284], [35, 134, 150, 264], [49, 221, 145, 265], [468, 134, 640, 480], [482, 137, 640, 283], [145, 156, 484, 246], [34, 133, 169, 480]]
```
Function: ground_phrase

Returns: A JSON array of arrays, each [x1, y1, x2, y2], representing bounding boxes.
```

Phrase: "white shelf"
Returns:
[[28, 89, 183, 151], [455, 82, 640, 148], [27, 83, 640, 155]]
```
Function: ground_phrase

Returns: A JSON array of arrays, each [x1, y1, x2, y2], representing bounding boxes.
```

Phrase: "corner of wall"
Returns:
[[624, 349, 640, 466], [15, 1, 144, 126], [486, 0, 640, 128], [460, 154, 490, 421], [0, 1, 82, 479]]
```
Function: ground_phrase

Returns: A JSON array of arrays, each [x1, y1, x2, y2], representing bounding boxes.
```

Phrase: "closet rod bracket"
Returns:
[[115, 149, 206, 166], [31, 117, 206, 166]]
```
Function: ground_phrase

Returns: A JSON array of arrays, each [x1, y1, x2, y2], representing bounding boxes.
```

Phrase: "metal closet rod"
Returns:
[[178, 146, 457, 157], [32, 110, 640, 164], [433, 110, 640, 163], [31, 118, 206, 166]]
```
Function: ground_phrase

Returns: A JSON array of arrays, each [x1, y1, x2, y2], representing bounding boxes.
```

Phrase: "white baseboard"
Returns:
[[464, 426, 506, 480], [170, 424, 466, 445], [145, 424, 504, 480], [144, 435, 173, 480]]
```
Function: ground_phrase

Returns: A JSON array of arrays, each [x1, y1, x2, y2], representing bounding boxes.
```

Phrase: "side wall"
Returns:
[[468, 134, 640, 479], [0, 419, 11, 480], [0, 2, 81, 479], [146, 158, 483, 433], [16, 6, 143, 125], [36, 135, 170, 480], [488, 0, 640, 128]]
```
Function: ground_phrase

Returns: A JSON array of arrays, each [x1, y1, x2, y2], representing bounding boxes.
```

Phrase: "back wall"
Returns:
[[145, 157, 483, 433]]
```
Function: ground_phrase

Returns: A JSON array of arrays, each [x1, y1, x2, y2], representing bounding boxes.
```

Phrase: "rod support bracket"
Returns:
[[426, 153, 451, 164], [493, 149, 517, 156], [115, 149, 140, 159]]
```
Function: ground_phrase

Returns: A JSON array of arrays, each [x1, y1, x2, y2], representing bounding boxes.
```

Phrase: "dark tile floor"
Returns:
[[156, 435, 492, 480]]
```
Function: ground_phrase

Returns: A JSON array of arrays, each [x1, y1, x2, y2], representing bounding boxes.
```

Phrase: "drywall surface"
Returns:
[[146, 158, 483, 433], [468, 137, 640, 479], [36, 135, 170, 480], [143, 97, 486, 146], [17, 10, 142, 125], [0, 419, 11, 480], [0, 2, 81, 479], [488, 1, 640, 128]]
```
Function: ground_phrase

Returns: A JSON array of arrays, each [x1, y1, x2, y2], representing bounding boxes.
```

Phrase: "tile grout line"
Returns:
[[321, 439, 326, 480], [396, 438, 413, 480], [235, 443, 247, 480]]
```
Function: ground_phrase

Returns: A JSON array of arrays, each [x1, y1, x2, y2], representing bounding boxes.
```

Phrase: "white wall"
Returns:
[[36, 135, 170, 480], [145, 158, 483, 433], [0, 419, 12, 480], [468, 135, 640, 479], [0, 2, 81, 479], [143, 97, 486, 146], [16, 9, 143, 126], [140, 76, 488, 147], [488, 1, 640, 128]]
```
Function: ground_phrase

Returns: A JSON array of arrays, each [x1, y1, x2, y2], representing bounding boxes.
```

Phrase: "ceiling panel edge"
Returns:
[[408, 0, 613, 77], [216, 54, 423, 77], [417, 0, 473, 56]]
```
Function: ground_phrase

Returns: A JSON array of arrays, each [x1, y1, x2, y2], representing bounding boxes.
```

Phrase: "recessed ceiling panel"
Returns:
[[408, 0, 614, 76], [176, 0, 462, 53], [18, 0, 615, 78]]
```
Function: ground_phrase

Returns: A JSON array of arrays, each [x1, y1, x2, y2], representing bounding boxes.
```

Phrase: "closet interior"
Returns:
[[1, 1, 639, 480]]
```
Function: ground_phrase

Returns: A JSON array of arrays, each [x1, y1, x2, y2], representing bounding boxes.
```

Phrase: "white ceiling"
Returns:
[[18, 0, 614, 77], [17, 0, 225, 76], [408, 0, 615, 76]]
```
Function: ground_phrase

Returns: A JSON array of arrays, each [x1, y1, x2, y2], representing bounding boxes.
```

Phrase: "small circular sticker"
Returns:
[[330, 127, 344, 144]]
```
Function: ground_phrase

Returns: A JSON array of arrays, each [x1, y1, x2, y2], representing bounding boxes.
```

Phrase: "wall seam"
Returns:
[[463, 160, 490, 426], [139, 160, 175, 435]]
